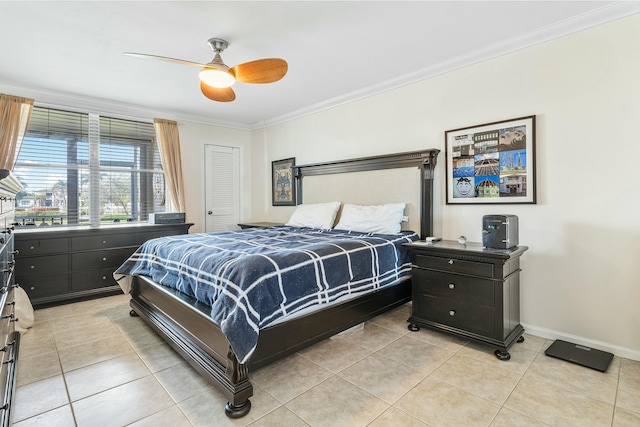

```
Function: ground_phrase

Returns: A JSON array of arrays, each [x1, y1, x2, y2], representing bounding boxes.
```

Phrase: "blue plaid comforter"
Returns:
[[114, 226, 418, 363]]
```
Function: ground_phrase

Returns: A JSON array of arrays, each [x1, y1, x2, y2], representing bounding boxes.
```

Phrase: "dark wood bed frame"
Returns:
[[128, 149, 439, 417]]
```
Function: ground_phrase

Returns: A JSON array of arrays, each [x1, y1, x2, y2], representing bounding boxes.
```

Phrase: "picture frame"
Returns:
[[445, 115, 536, 204], [272, 157, 296, 206]]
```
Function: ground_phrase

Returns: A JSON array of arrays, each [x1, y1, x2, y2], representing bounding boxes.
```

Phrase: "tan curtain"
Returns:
[[153, 118, 186, 213], [0, 94, 34, 170]]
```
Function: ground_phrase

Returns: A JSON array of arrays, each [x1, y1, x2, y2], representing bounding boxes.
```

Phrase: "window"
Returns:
[[13, 106, 164, 227]]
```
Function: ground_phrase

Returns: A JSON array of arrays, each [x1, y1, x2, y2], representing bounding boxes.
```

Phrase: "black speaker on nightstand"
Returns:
[[482, 214, 519, 249]]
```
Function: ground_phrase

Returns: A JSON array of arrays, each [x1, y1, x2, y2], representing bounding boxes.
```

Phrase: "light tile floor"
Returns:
[[13, 294, 640, 427]]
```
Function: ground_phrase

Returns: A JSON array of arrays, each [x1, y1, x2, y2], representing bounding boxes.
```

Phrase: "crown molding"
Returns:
[[255, 1, 640, 130], [0, 83, 252, 131]]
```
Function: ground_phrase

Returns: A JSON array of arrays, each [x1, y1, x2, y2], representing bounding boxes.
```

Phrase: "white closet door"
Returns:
[[204, 144, 240, 232]]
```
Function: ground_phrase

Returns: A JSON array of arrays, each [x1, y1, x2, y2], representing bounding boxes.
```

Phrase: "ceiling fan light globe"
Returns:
[[199, 68, 235, 88]]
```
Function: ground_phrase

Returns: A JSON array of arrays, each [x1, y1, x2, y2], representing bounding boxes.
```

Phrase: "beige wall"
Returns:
[[249, 15, 640, 359], [177, 121, 252, 233]]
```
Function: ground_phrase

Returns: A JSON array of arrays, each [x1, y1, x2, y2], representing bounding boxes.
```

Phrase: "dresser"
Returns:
[[405, 240, 528, 360], [0, 170, 23, 426], [15, 222, 192, 307]]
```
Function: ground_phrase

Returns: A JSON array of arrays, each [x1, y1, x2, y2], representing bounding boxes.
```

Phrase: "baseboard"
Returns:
[[522, 322, 640, 362]]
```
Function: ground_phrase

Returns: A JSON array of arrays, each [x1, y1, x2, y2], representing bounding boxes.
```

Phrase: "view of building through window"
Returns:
[[13, 107, 165, 227]]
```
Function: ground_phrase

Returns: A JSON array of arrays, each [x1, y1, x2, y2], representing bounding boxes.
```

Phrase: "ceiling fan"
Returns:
[[125, 38, 288, 102]]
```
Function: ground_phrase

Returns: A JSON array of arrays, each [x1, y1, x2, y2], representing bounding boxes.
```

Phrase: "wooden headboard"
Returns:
[[293, 149, 440, 239]]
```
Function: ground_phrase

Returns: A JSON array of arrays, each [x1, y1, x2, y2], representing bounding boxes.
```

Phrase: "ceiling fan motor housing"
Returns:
[[207, 38, 229, 53]]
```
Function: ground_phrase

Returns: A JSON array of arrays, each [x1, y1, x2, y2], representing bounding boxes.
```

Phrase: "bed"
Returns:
[[115, 149, 439, 418]]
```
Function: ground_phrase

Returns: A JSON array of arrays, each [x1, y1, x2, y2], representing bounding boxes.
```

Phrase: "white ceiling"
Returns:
[[1, 1, 637, 130]]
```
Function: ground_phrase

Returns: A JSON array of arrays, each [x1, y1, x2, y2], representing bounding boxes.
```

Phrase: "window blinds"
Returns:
[[13, 106, 163, 228]]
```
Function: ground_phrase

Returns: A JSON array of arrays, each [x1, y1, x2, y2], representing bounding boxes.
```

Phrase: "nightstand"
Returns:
[[405, 240, 528, 360], [237, 222, 285, 229]]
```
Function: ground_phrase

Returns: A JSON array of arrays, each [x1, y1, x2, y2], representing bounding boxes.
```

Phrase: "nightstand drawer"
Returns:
[[413, 254, 493, 277], [414, 294, 495, 337], [412, 269, 494, 306]]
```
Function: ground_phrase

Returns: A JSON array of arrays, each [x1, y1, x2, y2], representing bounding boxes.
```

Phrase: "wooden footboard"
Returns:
[[129, 275, 411, 418]]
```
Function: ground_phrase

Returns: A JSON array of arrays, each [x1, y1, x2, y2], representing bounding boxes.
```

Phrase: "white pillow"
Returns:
[[334, 202, 406, 234], [285, 201, 341, 229]]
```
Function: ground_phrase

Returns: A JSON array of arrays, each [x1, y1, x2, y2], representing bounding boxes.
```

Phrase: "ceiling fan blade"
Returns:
[[231, 59, 288, 84], [124, 52, 205, 68], [200, 82, 236, 102]]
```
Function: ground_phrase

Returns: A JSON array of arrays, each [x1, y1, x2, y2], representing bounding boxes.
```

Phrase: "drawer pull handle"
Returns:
[[3, 358, 14, 365], [102, 276, 107, 280], [448, 283, 455, 289], [2, 313, 14, 320], [0, 403, 9, 410], [102, 257, 107, 261], [449, 310, 456, 316], [448, 259, 454, 265], [30, 246, 35, 250], [102, 240, 107, 244], [30, 265, 35, 269]]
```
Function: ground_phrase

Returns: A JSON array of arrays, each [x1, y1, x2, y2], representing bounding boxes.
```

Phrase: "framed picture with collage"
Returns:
[[445, 115, 536, 204]]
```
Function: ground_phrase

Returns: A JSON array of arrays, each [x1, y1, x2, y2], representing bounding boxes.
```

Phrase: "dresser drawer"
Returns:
[[15, 237, 69, 256], [20, 274, 70, 299], [413, 254, 493, 277], [71, 268, 118, 291], [0, 290, 13, 341], [0, 330, 18, 422], [0, 305, 14, 342], [0, 347, 11, 413], [133, 230, 177, 244], [71, 247, 136, 271], [414, 294, 495, 337], [16, 254, 69, 278], [71, 233, 133, 251]]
